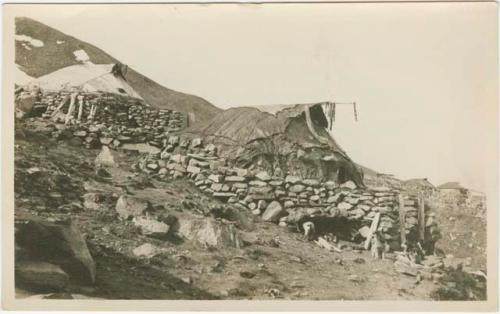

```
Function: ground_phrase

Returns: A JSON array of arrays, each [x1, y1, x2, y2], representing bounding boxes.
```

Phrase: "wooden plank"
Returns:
[[418, 194, 426, 242], [398, 194, 406, 247], [364, 212, 381, 250]]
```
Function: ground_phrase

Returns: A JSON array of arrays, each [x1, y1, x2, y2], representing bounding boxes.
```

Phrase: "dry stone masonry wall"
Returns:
[[134, 135, 438, 251], [16, 90, 186, 148]]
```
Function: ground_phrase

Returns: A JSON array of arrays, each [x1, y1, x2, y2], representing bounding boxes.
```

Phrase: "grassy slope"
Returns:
[[15, 17, 221, 125]]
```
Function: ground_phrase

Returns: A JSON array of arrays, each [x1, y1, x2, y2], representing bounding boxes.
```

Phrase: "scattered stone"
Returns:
[[132, 243, 159, 258], [115, 195, 151, 219], [95, 146, 116, 167], [133, 216, 170, 238]]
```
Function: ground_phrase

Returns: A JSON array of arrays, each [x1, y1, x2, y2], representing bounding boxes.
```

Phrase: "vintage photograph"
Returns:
[[3, 2, 498, 307]]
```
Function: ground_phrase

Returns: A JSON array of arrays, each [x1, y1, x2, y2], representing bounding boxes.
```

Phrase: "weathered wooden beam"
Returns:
[[64, 92, 78, 125], [418, 194, 426, 242], [76, 95, 84, 122], [398, 194, 406, 248], [364, 212, 381, 250]]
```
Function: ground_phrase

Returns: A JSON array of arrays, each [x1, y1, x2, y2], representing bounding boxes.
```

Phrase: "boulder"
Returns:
[[16, 261, 69, 293], [95, 146, 116, 167], [133, 216, 170, 238], [115, 195, 151, 219], [178, 218, 242, 248], [15, 218, 95, 284], [262, 201, 284, 222]]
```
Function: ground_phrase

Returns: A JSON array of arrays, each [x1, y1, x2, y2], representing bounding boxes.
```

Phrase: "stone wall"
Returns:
[[134, 135, 437, 251], [17, 90, 186, 148]]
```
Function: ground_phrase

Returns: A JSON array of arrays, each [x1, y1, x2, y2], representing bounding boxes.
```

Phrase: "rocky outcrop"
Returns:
[[115, 195, 151, 219], [15, 217, 96, 285], [16, 261, 69, 292], [178, 217, 243, 249]]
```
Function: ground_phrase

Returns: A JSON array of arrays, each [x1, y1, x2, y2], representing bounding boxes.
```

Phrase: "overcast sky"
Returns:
[[16, 3, 498, 191]]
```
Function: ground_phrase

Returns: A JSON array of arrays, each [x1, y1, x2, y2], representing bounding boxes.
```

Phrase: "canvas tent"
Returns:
[[190, 102, 365, 186], [25, 63, 143, 99]]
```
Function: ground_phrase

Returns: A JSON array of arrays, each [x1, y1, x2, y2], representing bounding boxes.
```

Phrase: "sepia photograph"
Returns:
[[2, 2, 498, 311]]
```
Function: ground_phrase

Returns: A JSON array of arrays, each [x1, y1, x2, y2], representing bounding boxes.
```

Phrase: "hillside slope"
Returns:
[[15, 17, 221, 124]]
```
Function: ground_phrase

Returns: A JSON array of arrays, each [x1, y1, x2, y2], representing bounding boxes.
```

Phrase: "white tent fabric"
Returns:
[[27, 63, 143, 99]]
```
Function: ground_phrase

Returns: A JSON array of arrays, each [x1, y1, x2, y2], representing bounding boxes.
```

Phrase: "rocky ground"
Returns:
[[13, 119, 486, 301]]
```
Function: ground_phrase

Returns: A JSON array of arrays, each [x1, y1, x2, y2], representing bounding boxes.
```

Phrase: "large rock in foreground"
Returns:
[[178, 217, 242, 249], [15, 217, 96, 285], [15, 261, 69, 293]]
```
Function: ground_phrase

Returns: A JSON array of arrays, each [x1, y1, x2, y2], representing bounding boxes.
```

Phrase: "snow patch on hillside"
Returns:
[[15, 64, 35, 85], [15, 34, 44, 48], [56, 40, 65, 45], [73, 49, 91, 63]]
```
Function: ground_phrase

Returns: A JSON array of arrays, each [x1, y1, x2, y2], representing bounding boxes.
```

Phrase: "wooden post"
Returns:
[[398, 194, 406, 248], [418, 194, 426, 242], [76, 95, 84, 122], [50, 94, 70, 117], [364, 212, 381, 250], [64, 93, 77, 125]]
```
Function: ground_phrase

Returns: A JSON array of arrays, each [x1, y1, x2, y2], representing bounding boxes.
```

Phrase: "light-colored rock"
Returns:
[[285, 175, 301, 184], [187, 165, 201, 174], [133, 243, 159, 258], [337, 202, 353, 210], [115, 195, 151, 219], [289, 184, 306, 193], [262, 201, 284, 222], [133, 216, 170, 238], [95, 146, 116, 167], [208, 174, 224, 183], [178, 218, 242, 248], [358, 226, 371, 238], [324, 181, 337, 190], [340, 181, 357, 190], [255, 171, 271, 182], [83, 193, 102, 210], [249, 180, 268, 187], [303, 179, 320, 187], [225, 176, 246, 182]]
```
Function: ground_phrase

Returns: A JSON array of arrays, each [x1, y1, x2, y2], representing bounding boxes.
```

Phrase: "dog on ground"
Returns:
[[371, 231, 390, 259]]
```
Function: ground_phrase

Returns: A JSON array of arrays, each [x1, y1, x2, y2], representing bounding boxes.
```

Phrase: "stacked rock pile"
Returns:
[[134, 135, 436, 250], [18, 90, 186, 147]]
